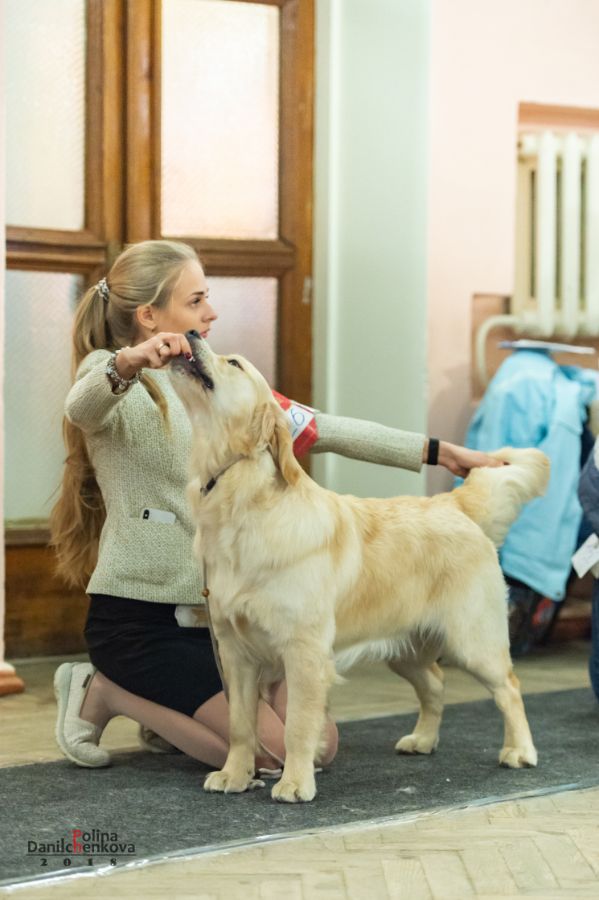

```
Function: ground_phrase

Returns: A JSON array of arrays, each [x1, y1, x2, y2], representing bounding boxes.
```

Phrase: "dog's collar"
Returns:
[[201, 454, 247, 496]]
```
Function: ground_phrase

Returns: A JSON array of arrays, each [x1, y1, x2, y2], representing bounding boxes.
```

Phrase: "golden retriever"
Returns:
[[170, 335, 550, 803]]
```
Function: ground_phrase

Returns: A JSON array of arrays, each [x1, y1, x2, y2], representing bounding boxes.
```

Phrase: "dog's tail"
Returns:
[[452, 448, 550, 548]]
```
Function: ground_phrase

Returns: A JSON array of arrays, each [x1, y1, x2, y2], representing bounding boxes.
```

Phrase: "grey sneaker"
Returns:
[[54, 662, 111, 768], [138, 725, 181, 754]]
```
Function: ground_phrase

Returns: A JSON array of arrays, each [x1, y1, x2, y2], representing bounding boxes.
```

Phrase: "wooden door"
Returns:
[[4, 0, 314, 656]]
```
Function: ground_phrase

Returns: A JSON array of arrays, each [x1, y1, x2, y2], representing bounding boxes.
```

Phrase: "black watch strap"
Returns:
[[427, 438, 440, 466]]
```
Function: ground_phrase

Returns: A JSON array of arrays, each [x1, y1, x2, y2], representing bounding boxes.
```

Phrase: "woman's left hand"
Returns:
[[438, 442, 506, 478]]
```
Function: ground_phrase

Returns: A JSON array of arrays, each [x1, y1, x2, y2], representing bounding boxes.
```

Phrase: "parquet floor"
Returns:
[[1, 642, 597, 899]]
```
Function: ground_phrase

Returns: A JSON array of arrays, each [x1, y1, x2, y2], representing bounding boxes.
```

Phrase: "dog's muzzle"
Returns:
[[171, 331, 215, 391]]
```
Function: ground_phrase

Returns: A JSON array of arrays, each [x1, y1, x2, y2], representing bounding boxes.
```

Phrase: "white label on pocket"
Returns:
[[572, 533, 599, 578], [141, 508, 176, 525]]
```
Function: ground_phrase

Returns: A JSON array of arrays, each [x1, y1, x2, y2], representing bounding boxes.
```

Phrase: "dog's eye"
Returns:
[[227, 359, 243, 370]]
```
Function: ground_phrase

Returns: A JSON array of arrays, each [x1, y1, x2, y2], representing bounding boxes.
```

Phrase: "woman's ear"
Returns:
[[135, 304, 157, 333]]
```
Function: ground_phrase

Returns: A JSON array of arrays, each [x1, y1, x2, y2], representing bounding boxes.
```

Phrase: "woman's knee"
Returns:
[[315, 716, 339, 767]]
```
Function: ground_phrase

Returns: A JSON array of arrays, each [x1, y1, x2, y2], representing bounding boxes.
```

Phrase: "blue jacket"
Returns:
[[464, 351, 597, 600]]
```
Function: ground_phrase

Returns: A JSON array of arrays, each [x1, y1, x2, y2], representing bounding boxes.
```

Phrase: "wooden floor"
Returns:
[[2, 641, 598, 898]]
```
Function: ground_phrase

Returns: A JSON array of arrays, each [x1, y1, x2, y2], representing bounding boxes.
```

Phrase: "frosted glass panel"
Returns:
[[162, 0, 279, 239], [207, 278, 277, 385], [4, 271, 83, 522], [5, 0, 86, 230]]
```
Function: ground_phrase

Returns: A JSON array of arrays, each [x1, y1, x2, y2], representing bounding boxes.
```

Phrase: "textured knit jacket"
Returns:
[[66, 349, 425, 605]]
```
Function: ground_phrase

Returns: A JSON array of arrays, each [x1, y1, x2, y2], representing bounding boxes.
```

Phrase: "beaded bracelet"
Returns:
[[105, 348, 141, 394]]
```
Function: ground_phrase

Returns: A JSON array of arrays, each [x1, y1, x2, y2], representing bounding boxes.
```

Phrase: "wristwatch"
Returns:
[[105, 348, 141, 394]]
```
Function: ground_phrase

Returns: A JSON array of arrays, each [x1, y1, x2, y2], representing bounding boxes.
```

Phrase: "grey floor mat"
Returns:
[[2, 688, 598, 886]]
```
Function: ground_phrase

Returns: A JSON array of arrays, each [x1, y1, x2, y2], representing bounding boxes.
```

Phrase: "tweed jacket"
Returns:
[[66, 350, 425, 605], [65, 349, 207, 604]]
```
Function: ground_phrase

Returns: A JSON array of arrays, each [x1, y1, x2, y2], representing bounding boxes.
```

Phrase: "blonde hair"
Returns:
[[50, 239, 198, 587]]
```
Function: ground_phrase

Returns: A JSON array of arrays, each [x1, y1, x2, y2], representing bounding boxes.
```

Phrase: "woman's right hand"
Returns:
[[115, 333, 194, 379]]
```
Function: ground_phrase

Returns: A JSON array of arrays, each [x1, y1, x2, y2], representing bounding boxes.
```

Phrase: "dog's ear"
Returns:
[[253, 402, 302, 486], [272, 413, 303, 486], [253, 402, 277, 446]]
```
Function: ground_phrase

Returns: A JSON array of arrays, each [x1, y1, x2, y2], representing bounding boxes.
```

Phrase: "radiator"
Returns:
[[476, 129, 599, 386], [515, 131, 599, 337]]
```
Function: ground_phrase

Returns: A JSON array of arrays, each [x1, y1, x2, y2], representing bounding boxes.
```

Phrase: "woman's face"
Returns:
[[138, 259, 218, 340]]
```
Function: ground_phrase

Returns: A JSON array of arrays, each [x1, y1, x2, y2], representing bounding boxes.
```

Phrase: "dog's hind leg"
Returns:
[[443, 567, 537, 768], [388, 659, 445, 755], [458, 650, 537, 768]]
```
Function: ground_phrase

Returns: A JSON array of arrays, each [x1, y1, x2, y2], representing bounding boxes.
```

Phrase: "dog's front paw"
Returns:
[[499, 745, 538, 769], [204, 769, 265, 794], [271, 773, 316, 803], [395, 733, 438, 755]]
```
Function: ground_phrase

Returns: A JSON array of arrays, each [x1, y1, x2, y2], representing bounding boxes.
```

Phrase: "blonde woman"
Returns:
[[51, 239, 499, 773]]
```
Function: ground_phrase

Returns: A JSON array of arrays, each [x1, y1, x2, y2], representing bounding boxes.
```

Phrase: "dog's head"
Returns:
[[169, 331, 302, 487]]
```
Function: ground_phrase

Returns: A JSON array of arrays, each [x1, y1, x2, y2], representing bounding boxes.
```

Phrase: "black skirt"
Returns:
[[84, 594, 223, 716]]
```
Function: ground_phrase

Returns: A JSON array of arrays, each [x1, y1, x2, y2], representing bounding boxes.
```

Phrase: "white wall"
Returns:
[[313, 0, 431, 498], [427, 0, 599, 494]]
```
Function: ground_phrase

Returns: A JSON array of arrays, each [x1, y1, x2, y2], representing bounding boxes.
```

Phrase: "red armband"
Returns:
[[272, 389, 319, 457]]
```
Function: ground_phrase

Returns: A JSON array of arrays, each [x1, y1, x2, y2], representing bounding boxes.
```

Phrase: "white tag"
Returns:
[[141, 508, 176, 525], [175, 605, 202, 627], [571, 533, 599, 578], [284, 403, 316, 443]]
